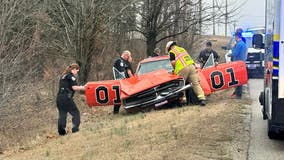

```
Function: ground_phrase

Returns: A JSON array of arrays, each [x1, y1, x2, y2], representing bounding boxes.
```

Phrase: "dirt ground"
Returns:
[[1, 87, 252, 160]]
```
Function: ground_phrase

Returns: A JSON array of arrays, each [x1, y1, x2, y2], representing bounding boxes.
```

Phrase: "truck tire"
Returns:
[[264, 88, 271, 120], [259, 91, 268, 120], [259, 91, 264, 105]]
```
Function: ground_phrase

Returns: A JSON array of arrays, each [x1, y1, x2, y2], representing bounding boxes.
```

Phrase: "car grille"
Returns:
[[246, 52, 264, 61], [123, 79, 183, 107]]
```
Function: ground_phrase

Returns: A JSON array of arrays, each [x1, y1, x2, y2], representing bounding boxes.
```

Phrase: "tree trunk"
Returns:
[[78, 59, 91, 84], [146, 32, 157, 57]]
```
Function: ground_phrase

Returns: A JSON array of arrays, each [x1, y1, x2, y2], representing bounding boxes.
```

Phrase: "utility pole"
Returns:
[[213, 0, 215, 35], [199, 0, 202, 34], [233, 21, 236, 32], [225, 0, 228, 36]]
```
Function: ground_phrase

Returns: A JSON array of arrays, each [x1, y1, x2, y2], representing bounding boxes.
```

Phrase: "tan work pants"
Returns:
[[178, 64, 206, 100]]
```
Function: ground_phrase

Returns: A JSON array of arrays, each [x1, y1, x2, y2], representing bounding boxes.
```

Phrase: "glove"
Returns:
[[227, 53, 233, 57], [215, 62, 218, 67]]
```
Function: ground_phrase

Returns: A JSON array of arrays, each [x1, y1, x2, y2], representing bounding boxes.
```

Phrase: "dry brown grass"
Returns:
[[0, 35, 251, 160], [2, 87, 251, 160]]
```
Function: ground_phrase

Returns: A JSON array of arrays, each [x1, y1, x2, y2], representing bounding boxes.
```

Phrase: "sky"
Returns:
[[208, 0, 266, 36], [237, 0, 266, 30]]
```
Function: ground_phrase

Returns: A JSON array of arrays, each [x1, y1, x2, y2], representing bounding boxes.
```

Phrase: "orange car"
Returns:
[[85, 55, 248, 112]]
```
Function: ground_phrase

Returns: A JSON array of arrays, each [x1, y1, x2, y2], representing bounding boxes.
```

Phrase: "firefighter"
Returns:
[[56, 63, 86, 135], [165, 41, 206, 106], [112, 50, 134, 114]]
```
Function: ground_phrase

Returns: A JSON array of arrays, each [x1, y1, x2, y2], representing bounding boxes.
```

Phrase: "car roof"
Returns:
[[139, 55, 170, 63]]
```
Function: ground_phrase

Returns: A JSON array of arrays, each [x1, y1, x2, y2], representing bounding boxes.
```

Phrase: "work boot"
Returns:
[[113, 110, 119, 114], [199, 100, 206, 106], [230, 94, 241, 99], [72, 128, 79, 133], [58, 129, 66, 136]]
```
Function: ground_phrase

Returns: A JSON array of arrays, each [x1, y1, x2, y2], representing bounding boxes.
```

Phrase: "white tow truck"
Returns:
[[259, 0, 284, 139]]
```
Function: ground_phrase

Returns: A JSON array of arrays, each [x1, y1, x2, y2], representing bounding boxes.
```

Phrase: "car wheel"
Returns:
[[186, 87, 199, 105]]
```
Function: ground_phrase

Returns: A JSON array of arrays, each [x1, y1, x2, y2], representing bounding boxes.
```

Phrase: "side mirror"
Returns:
[[221, 46, 228, 50]]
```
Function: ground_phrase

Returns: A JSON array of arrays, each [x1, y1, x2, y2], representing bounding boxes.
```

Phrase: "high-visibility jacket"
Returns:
[[169, 46, 194, 74]]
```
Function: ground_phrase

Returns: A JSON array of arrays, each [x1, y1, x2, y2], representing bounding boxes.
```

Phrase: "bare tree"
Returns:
[[107, 0, 138, 54], [0, 0, 46, 107], [46, 0, 117, 83], [122, 0, 218, 56], [213, 0, 245, 36]]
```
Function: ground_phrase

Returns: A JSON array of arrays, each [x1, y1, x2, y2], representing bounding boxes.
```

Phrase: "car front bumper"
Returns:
[[123, 84, 192, 110]]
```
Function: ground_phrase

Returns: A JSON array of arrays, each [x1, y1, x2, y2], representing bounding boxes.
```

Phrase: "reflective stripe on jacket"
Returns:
[[169, 46, 194, 74]]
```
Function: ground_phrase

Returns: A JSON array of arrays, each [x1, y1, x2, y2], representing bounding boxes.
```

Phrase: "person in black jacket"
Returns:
[[151, 48, 161, 57], [198, 41, 220, 68], [56, 63, 85, 135], [112, 50, 134, 114]]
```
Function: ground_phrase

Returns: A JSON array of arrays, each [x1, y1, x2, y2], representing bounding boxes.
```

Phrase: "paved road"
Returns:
[[248, 79, 284, 160]]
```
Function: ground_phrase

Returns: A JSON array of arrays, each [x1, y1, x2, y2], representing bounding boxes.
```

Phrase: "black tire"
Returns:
[[264, 88, 271, 120], [259, 91, 264, 105], [259, 91, 268, 120], [262, 109, 268, 120], [185, 87, 199, 105]]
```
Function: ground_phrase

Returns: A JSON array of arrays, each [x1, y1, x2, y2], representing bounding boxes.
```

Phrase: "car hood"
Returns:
[[247, 47, 265, 53], [119, 69, 182, 99]]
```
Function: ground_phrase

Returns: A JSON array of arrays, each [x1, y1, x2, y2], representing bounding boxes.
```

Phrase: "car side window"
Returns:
[[203, 54, 215, 69]]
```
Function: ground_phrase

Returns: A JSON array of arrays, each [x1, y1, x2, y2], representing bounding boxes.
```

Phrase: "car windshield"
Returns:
[[137, 59, 173, 75]]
